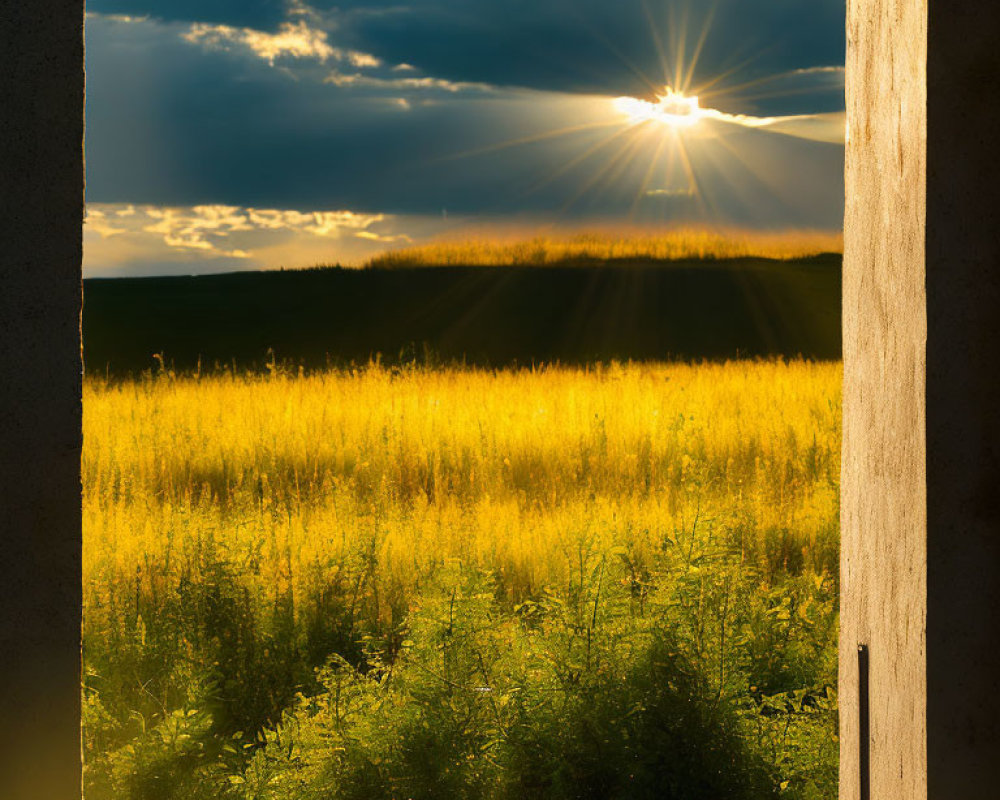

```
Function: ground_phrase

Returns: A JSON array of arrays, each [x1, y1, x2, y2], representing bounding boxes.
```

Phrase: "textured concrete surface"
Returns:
[[0, 2, 83, 798], [925, 2, 1000, 797], [841, 1, 927, 799]]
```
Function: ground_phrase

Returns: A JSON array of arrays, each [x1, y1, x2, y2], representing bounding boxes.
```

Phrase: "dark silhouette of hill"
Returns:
[[83, 256, 841, 376]]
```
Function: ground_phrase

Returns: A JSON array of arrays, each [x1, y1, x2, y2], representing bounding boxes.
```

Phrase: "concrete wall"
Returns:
[[925, 2, 1000, 797], [844, 1, 1000, 798], [841, 0, 927, 798], [0, 2, 83, 798]]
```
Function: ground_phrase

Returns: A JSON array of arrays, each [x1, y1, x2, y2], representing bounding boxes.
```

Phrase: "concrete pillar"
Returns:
[[0, 2, 83, 798], [842, 1, 1000, 798]]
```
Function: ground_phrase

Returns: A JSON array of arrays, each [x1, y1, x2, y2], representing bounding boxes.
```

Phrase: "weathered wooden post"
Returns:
[[842, 1, 1000, 798]]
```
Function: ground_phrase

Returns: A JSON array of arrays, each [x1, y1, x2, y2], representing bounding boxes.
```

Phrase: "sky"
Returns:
[[84, 0, 846, 277]]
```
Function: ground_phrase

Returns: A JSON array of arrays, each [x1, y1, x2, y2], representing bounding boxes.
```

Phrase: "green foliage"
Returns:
[[83, 363, 840, 799], [85, 546, 838, 799], [84, 679, 223, 800], [116, 554, 835, 800]]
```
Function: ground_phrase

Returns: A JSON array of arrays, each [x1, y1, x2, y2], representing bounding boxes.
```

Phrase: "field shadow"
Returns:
[[83, 256, 841, 376]]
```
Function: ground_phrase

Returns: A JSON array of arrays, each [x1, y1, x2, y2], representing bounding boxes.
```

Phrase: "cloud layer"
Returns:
[[84, 203, 434, 277], [88, 0, 845, 107], [84, 1, 846, 276]]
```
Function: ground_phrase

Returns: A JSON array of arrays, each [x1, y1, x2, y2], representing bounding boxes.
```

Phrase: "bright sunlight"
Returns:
[[613, 88, 706, 129]]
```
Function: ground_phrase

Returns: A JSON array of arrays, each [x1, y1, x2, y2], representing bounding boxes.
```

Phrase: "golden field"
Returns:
[[365, 228, 843, 268], [84, 360, 840, 606], [83, 360, 841, 800]]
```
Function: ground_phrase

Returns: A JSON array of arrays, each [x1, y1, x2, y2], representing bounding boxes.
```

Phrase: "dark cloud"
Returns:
[[336, 0, 845, 114], [87, 0, 289, 30], [88, 1, 844, 109], [85, 6, 844, 233]]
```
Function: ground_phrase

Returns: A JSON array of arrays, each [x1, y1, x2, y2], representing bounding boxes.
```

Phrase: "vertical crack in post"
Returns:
[[858, 643, 870, 800]]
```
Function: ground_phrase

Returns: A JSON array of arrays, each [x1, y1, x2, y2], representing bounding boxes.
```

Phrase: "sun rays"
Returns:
[[425, 1, 843, 227], [613, 89, 706, 129]]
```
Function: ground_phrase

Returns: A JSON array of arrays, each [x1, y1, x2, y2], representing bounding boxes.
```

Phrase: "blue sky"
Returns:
[[84, 0, 845, 276]]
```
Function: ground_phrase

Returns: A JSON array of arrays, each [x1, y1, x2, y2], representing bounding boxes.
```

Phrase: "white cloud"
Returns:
[[286, 0, 314, 17], [355, 229, 412, 244], [348, 51, 382, 69], [702, 108, 845, 142], [85, 12, 149, 24], [85, 207, 128, 238], [790, 66, 845, 77], [244, 209, 389, 237], [613, 94, 845, 144], [135, 205, 394, 256], [182, 19, 380, 68], [83, 203, 433, 276], [324, 71, 493, 93], [142, 205, 253, 256]]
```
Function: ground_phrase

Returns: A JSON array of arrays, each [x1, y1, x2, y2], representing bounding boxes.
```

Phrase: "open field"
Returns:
[[366, 229, 843, 268], [83, 359, 840, 799], [83, 255, 841, 376]]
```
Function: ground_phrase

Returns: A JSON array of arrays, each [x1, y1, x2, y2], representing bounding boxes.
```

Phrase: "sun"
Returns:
[[613, 88, 706, 129]]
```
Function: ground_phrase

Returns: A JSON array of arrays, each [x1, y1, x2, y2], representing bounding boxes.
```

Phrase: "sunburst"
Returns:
[[613, 88, 706, 129], [427, 1, 843, 227]]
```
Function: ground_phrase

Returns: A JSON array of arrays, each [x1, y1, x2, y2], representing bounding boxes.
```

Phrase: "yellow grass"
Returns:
[[83, 360, 841, 626], [365, 229, 843, 268]]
